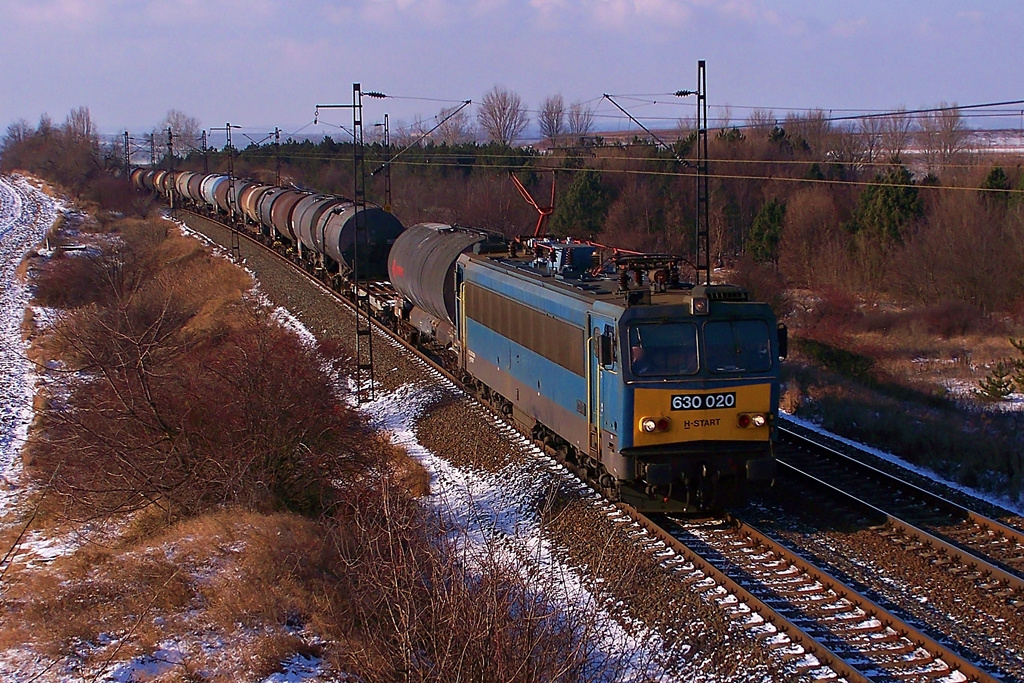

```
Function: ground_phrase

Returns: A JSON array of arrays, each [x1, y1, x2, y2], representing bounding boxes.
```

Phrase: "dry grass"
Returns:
[[0, 507, 339, 678], [386, 442, 432, 498], [784, 288, 1024, 499], [789, 287, 1024, 401]]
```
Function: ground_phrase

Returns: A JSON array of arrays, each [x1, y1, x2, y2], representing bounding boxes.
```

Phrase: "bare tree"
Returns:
[[159, 109, 202, 155], [63, 106, 96, 144], [858, 115, 884, 164], [917, 102, 970, 173], [1, 118, 32, 152], [567, 100, 595, 138], [538, 94, 566, 143], [716, 104, 734, 133], [390, 117, 428, 148], [880, 107, 913, 162], [826, 123, 866, 168], [477, 86, 529, 145], [435, 105, 475, 145], [785, 109, 832, 155], [746, 109, 776, 139]]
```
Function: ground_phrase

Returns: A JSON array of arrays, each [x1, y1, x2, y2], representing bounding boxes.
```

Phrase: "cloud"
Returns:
[[6, 0, 101, 26], [355, 0, 461, 28], [829, 17, 867, 37], [955, 10, 983, 25], [141, 0, 276, 27]]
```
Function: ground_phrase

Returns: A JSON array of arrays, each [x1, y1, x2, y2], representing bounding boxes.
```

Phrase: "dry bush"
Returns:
[[32, 303, 385, 520], [794, 287, 863, 344], [859, 301, 1002, 340], [79, 175, 140, 216], [729, 254, 792, 320], [28, 252, 107, 308], [898, 191, 1024, 312], [27, 216, 386, 522], [326, 483, 601, 682], [778, 187, 849, 289]]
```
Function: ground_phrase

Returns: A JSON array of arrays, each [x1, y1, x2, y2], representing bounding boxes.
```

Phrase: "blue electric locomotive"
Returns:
[[390, 224, 787, 512]]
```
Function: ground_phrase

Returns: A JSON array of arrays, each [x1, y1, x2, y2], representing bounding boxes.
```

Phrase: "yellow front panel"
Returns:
[[633, 384, 772, 446]]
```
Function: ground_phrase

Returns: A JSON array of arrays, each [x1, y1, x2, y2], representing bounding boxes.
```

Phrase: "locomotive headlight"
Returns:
[[640, 417, 671, 433], [738, 413, 768, 428]]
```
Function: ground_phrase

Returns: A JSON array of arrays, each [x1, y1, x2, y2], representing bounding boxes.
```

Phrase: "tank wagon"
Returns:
[[132, 169, 403, 279], [389, 225, 786, 512]]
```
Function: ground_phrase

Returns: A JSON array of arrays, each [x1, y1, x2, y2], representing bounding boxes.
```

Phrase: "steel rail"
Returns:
[[721, 513, 998, 682], [779, 424, 1024, 592]]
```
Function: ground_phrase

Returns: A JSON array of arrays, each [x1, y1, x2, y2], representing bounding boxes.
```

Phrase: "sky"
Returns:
[[2, 0, 1023, 146]]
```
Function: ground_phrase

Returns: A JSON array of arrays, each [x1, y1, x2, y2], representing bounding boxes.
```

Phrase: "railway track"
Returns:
[[777, 424, 1024, 606], [664, 513, 997, 682]]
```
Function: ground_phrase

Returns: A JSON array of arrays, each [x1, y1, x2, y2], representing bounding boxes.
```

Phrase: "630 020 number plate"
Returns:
[[670, 392, 736, 411]]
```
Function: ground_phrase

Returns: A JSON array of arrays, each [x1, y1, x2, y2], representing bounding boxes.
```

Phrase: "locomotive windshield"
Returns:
[[704, 319, 772, 373], [628, 322, 699, 376], [628, 319, 773, 377]]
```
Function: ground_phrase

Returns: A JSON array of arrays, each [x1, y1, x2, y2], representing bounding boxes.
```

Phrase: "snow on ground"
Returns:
[[782, 411, 1024, 516], [943, 376, 1024, 412], [0, 175, 61, 515]]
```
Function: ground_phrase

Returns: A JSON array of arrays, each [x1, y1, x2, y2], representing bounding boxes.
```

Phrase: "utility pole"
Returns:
[[123, 131, 131, 177], [674, 60, 710, 285], [274, 127, 281, 186], [351, 83, 373, 404], [165, 127, 175, 209], [166, 127, 174, 170], [696, 60, 709, 285], [314, 84, 386, 403], [380, 113, 391, 212], [149, 132, 156, 167], [202, 130, 208, 174], [210, 123, 242, 260]]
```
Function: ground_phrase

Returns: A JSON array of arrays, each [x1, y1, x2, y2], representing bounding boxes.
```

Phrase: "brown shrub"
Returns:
[[858, 302, 1002, 340], [26, 215, 383, 521], [729, 254, 792, 320], [778, 186, 847, 289], [29, 252, 107, 308]]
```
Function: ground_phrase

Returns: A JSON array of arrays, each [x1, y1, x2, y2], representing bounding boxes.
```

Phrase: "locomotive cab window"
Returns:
[[628, 322, 698, 377], [704, 319, 772, 373]]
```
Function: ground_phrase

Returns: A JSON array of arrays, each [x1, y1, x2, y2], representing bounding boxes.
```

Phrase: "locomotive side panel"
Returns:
[[459, 263, 592, 451]]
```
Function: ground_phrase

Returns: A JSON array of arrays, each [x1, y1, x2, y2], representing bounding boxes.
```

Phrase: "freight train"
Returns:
[[132, 168, 786, 512]]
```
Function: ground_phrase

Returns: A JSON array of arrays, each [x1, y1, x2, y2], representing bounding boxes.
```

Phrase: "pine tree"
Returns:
[[550, 170, 609, 237], [978, 361, 1015, 401], [1011, 338, 1024, 392], [747, 198, 785, 266], [980, 166, 1010, 207], [846, 166, 922, 244]]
